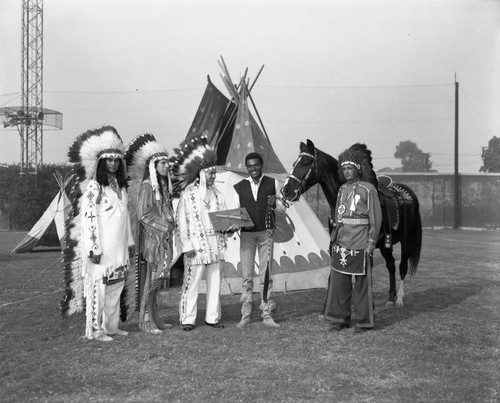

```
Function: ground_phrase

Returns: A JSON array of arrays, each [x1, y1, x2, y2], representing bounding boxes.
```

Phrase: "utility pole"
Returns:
[[454, 76, 461, 229]]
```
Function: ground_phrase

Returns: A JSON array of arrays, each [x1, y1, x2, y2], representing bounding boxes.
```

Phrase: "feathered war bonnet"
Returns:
[[67, 125, 126, 185], [171, 135, 219, 196], [338, 143, 378, 187], [124, 133, 172, 203]]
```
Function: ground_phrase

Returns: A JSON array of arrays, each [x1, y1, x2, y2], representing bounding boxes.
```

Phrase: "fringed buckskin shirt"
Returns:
[[137, 178, 174, 272], [175, 182, 227, 266], [81, 179, 134, 282]]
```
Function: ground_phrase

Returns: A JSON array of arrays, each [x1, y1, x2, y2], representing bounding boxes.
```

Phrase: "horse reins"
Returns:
[[285, 149, 317, 197]]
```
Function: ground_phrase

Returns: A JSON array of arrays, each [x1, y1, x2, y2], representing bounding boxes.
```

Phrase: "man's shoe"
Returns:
[[111, 329, 129, 336], [94, 333, 113, 342], [156, 321, 174, 330], [205, 321, 225, 329], [353, 327, 371, 333], [140, 321, 163, 335], [262, 317, 281, 328], [329, 323, 348, 332], [182, 324, 194, 331], [236, 318, 251, 329]]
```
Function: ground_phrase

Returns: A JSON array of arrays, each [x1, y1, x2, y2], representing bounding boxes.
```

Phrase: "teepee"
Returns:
[[177, 58, 331, 294], [12, 171, 72, 253]]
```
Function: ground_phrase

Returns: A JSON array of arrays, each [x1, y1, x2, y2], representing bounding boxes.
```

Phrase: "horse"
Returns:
[[281, 139, 422, 307]]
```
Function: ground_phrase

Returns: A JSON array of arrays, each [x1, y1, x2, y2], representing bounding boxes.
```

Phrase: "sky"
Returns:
[[1, 0, 499, 173]]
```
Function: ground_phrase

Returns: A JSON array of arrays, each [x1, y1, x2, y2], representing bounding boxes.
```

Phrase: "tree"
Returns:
[[0, 163, 72, 230], [480, 136, 500, 173], [394, 140, 433, 172]]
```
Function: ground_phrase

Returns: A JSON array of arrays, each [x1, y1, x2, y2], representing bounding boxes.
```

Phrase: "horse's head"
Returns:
[[281, 139, 318, 202]]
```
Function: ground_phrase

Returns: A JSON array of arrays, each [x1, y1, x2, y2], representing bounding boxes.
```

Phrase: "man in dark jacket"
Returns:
[[233, 152, 280, 328]]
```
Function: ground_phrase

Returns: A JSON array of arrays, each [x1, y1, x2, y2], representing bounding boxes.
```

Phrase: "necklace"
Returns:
[[337, 181, 358, 216], [203, 187, 214, 209], [108, 174, 122, 200]]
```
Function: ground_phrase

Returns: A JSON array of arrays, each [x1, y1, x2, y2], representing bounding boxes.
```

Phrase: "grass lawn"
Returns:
[[1, 229, 499, 402]]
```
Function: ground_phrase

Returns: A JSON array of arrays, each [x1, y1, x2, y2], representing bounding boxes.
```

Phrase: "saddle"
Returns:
[[377, 175, 413, 248]]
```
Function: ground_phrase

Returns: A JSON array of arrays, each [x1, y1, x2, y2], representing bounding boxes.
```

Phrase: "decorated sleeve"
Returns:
[[138, 182, 172, 234], [274, 179, 280, 195], [124, 190, 135, 247], [218, 191, 228, 242], [175, 191, 194, 253], [81, 180, 102, 257], [368, 184, 383, 243]]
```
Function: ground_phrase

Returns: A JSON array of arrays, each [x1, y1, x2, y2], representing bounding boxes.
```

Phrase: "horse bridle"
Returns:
[[285, 148, 317, 197]]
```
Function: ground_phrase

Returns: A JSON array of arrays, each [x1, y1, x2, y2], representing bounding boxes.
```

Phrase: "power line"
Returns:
[[45, 88, 204, 94], [460, 85, 494, 137], [259, 83, 454, 90]]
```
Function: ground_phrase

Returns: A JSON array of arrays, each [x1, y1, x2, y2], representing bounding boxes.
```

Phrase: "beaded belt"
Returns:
[[341, 218, 369, 225]]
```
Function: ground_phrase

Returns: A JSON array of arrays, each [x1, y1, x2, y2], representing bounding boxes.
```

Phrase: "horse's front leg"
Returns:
[[379, 246, 397, 306]]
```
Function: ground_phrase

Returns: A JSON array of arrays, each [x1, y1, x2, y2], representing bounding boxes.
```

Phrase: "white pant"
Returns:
[[88, 280, 124, 338], [179, 262, 222, 325]]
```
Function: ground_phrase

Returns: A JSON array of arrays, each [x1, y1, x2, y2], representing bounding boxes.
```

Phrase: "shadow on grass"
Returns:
[[374, 283, 485, 329], [212, 280, 493, 332]]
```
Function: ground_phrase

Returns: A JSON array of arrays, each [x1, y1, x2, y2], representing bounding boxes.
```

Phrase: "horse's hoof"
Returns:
[[385, 301, 395, 307], [395, 302, 404, 308]]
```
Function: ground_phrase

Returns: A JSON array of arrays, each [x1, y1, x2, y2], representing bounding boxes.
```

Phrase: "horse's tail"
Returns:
[[406, 193, 422, 276]]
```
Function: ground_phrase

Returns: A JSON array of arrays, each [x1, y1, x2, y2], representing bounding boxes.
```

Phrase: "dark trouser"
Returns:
[[324, 265, 374, 328]]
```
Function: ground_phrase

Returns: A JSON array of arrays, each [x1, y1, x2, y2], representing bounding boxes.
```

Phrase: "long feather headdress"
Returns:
[[68, 125, 125, 183], [124, 133, 170, 235], [171, 135, 218, 195]]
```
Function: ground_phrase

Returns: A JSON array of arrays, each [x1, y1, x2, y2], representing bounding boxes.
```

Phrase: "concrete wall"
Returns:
[[301, 173, 500, 229]]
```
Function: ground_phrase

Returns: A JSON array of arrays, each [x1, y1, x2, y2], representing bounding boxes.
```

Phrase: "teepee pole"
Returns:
[[219, 73, 239, 101], [218, 56, 240, 100], [219, 56, 234, 87], [246, 82, 271, 142], [249, 65, 264, 92]]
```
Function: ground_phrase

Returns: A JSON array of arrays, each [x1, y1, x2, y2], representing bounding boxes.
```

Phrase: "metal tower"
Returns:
[[21, 0, 44, 172], [1, 0, 62, 173]]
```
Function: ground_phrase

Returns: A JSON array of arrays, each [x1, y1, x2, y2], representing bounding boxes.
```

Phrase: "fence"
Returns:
[[301, 173, 500, 229]]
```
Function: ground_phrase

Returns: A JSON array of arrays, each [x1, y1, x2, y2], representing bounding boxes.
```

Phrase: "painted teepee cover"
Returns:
[[223, 83, 287, 174]]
